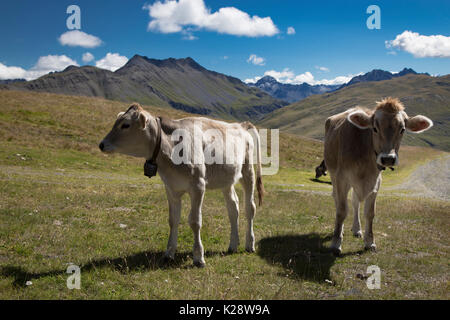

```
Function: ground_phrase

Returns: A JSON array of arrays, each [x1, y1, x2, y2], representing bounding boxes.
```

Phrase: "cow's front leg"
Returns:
[[351, 191, 362, 238], [189, 181, 206, 267], [363, 191, 377, 251], [164, 187, 183, 261], [330, 178, 350, 256]]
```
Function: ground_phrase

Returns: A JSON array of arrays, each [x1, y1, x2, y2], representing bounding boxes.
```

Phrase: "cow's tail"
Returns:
[[255, 130, 264, 207], [243, 122, 264, 206]]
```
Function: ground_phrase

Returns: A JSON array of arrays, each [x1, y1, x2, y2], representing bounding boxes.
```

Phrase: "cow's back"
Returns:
[[160, 116, 253, 190]]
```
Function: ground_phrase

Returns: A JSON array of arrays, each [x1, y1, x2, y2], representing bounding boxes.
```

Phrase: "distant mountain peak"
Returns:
[[341, 67, 426, 89], [120, 54, 148, 69], [248, 75, 339, 103], [119, 54, 205, 72], [396, 67, 422, 76], [62, 65, 79, 72], [255, 75, 278, 85], [180, 56, 205, 71]]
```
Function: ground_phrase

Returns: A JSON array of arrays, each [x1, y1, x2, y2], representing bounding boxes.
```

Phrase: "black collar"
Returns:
[[144, 117, 161, 179]]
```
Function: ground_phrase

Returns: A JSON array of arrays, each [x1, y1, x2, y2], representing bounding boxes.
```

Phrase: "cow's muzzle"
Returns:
[[380, 154, 397, 167], [99, 140, 114, 153]]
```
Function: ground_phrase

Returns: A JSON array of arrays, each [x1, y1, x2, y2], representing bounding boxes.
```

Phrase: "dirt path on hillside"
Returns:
[[2, 154, 449, 201], [274, 154, 450, 201], [394, 154, 450, 201]]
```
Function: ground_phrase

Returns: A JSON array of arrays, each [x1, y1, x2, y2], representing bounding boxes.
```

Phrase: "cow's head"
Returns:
[[347, 97, 433, 167], [99, 103, 155, 158]]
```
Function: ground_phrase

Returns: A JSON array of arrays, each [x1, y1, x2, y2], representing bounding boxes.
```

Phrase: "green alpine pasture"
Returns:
[[0, 90, 448, 299]]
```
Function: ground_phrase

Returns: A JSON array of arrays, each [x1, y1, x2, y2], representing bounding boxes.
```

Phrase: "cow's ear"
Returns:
[[405, 115, 433, 133], [117, 111, 125, 119], [347, 110, 372, 129], [139, 112, 148, 129]]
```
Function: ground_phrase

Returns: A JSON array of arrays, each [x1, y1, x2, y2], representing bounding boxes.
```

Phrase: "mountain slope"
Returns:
[[1, 55, 286, 121], [247, 75, 339, 103], [258, 74, 450, 151]]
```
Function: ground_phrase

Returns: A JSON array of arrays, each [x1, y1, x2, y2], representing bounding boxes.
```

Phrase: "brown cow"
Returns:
[[324, 97, 433, 255]]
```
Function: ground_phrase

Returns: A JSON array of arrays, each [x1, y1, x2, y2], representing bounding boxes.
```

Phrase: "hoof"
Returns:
[[245, 246, 255, 253], [353, 231, 363, 238], [193, 260, 206, 268], [331, 247, 342, 257], [227, 247, 238, 254], [364, 244, 377, 252], [162, 255, 175, 265]]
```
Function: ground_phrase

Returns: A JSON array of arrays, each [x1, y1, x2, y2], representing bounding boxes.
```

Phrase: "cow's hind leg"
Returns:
[[330, 177, 350, 256], [241, 164, 256, 253], [164, 187, 183, 261], [188, 181, 206, 267], [223, 186, 240, 253], [351, 190, 362, 238]]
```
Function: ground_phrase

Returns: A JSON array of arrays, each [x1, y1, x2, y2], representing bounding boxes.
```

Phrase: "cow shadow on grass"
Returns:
[[257, 233, 363, 282], [0, 250, 223, 287], [310, 178, 332, 185]]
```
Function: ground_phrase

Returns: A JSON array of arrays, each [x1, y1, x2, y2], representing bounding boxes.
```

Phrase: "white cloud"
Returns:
[[315, 66, 329, 72], [315, 74, 359, 86], [181, 30, 198, 40], [95, 53, 128, 71], [247, 54, 266, 66], [243, 76, 261, 83], [263, 68, 295, 82], [142, 0, 278, 38], [245, 68, 360, 86], [287, 27, 295, 35], [25, 55, 79, 80], [0, 55, 78, 80], [0, 63, 27, 80], [59, 30, 103, 48], [32, 55, 77, 72], [82, 52, 95, 63], [386, 30, 450, 58]]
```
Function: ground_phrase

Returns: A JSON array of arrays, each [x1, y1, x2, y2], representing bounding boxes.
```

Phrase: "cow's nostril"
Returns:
[[381, 156, 396, 166], [99, 142, 104, 151]]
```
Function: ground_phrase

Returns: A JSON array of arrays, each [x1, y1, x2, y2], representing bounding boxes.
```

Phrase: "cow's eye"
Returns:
[[400, 128, 405, 134], [121, 123, 130, 129]]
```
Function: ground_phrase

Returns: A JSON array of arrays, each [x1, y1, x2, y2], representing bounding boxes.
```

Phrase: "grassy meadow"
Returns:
[[0, 90, 448, 299]]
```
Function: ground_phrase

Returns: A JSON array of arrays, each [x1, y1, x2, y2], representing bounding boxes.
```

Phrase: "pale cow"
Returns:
[[324, 97, 433, 255], [99, 103, 263, 267]]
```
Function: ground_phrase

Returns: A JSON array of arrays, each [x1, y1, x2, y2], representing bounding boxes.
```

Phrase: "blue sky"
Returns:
[[1, 0, 449, 83]]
